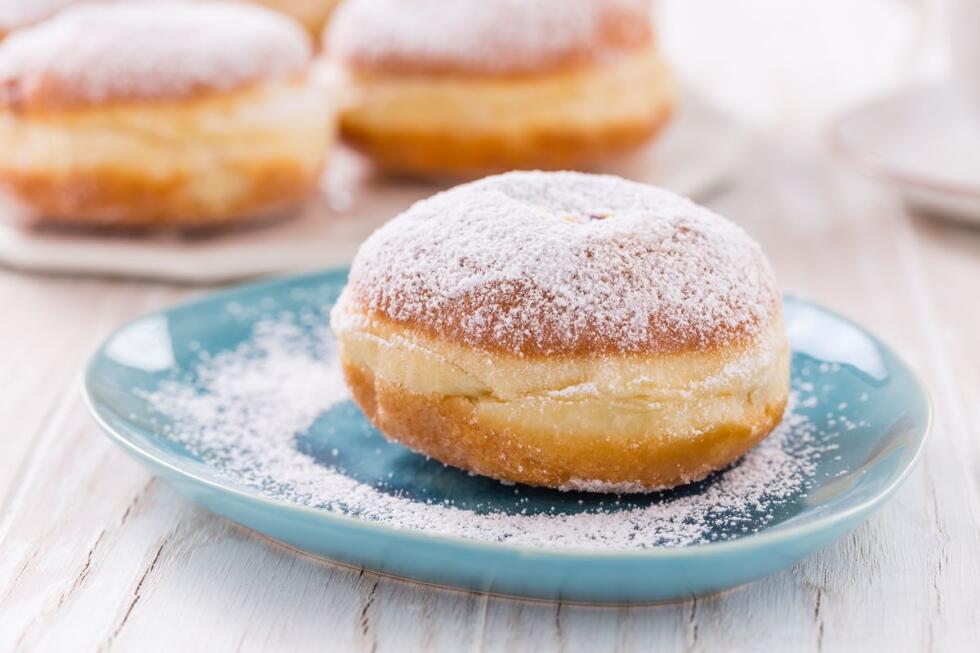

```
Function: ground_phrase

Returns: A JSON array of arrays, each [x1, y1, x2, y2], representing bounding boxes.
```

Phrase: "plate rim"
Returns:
[[829, 81, 980, 201], [83, 267, 933, 561]]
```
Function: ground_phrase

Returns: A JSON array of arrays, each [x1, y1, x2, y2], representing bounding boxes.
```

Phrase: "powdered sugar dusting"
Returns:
[[142, 314, 840, 550], [0, 2, 311, 106], [0, 0, 166, 32], [326, 0, 651, 75], [0, 0, 79, 31], [345, 172, 780, 356]]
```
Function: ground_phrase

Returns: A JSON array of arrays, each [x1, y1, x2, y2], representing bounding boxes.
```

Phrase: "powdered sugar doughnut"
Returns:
[[324, 0, 674, 177], [329, 0, 653, 77], [332, 172, 790, 492], [0, 2, 336, 228], [0, 1, 340, 43], [0, 1, 311, 109]]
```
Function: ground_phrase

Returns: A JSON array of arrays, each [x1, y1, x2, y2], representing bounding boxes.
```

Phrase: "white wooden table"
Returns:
[[2, 2, 979, 651], [2, 140, 978, 653]]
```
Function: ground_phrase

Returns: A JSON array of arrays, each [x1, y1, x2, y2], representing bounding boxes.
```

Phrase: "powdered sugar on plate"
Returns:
[[141, 311, 843, 550]]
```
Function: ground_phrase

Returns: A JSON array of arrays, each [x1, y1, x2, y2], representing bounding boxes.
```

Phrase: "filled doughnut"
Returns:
[[324, 0, 675, 177], [0, 2, 336, 228], [331, 171, 790, 493]]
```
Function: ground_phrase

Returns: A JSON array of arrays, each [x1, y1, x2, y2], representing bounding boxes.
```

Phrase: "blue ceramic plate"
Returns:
[[84, 269, 930, 604]]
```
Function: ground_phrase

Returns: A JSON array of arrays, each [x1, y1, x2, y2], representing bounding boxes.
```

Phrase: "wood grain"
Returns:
[[0, 139, 977, 652]]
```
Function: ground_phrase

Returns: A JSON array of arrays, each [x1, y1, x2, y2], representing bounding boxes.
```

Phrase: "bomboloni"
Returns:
[[331, 171, 790, 492]]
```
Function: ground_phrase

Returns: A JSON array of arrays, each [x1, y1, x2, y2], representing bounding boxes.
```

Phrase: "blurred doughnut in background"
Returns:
[[0, 1, 338, 229], [324, 0, 675, 178]]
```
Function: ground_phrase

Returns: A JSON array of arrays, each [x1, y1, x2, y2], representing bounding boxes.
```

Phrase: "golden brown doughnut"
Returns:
[[323, 0, 674, 177], [332, 171, 790, 492], [0, 2, 337, 229]]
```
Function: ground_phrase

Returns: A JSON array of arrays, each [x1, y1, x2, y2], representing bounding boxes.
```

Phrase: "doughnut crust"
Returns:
[[332, 172, 790, 492], [0, 2, 334, 228], [335, 309, 789, 492], [325, 0, 674, 176]]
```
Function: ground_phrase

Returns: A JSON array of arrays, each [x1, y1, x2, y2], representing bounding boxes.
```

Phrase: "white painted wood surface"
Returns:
[[1, 2, 979, 650], [1, 139, 978, 653]]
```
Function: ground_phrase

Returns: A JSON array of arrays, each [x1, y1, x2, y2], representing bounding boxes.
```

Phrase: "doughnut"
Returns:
[[324, 0, 675, 177], [331, 172, 790, 492], [0, 2, 336, 229], [0, 1, 341, 42]]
